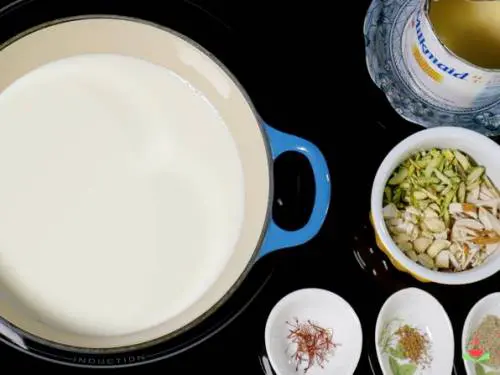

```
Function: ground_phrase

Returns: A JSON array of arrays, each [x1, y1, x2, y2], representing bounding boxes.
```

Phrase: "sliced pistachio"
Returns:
[[443, 209, 450, 227], [424, 207, 438, 218], [413, 191, 427, 200], [417, 199, 431, 210], [454, 150, 471, 171], [393, 188, 402, 204], [429, 203, 440, 212], [435, 184, 447, 193], [467, 166, 485, 185], [458, 182, 466, 203], [424, 189, 440, 202], [441, 184, 452, 196], [388, 167, 409, 185], [428, 177, 440, 185], [443, 149, 454, 161], [444, 169, 456, 178], [424, 155, 442, 177], [408, 164, 415, 177], [400, 181, 411, 189], [434, 169, 451, 185], [384, 187, 392, 203], [441, 187, 458, 215]]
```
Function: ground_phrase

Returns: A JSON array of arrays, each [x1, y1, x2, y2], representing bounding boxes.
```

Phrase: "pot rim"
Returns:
[[0, 13, 276, 361]]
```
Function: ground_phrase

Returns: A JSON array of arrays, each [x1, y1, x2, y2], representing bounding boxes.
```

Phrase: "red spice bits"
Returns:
[[286, 318, 340, 373]]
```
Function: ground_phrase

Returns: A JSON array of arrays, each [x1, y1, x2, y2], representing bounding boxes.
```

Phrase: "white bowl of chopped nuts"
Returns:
[[371, 127, 500, 284]]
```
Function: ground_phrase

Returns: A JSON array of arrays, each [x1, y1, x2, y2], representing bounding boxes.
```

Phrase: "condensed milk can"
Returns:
[[364, 0, 500, 135]]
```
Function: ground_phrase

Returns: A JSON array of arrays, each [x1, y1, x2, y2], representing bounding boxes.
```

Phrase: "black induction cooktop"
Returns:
[[0, 0, 495, 374]]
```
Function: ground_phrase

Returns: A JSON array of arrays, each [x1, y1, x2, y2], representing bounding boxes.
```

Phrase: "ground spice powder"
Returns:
[[395, 324, 430, 365], [468, 315, 500, 368]]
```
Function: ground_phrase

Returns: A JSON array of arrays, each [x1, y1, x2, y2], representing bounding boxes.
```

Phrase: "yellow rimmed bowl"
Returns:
[[371, 127, 500, 285]]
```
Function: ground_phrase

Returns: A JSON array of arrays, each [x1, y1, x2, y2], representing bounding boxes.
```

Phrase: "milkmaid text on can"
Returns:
[[402, 0, 500, 111]]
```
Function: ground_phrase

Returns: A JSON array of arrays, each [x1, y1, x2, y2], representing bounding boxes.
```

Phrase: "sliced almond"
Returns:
[[453, 219, 484, 231], [478, 207, 493, 231], [449, 203, 464, 215], [486, 243, 500, 255], [467, 167, 485, 185], [478, 207, 500, 236], [483, 177, 500, 198], [480, 184, 495, 200], [471, 234, 500, 245], [467, 187, 481, 202], [462, 203, 477, 213], [449, 252, 460, 270], [450, 242, 461, 254]]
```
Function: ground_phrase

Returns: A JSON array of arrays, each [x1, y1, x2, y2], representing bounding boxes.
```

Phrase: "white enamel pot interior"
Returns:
[[0, 16, 331, 355]]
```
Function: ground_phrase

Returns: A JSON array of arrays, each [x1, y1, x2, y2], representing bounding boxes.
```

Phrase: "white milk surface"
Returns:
[[0, 54, 245, 336]]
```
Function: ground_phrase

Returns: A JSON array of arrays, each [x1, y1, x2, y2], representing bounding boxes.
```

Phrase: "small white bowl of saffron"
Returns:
[[264, 288, 363, 375]]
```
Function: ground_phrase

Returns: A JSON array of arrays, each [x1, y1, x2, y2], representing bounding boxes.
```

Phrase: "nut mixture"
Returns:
[[383, 148, 500, 271]]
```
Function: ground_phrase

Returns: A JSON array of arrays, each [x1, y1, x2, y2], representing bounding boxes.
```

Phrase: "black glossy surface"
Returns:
[[0, 0, 497, 373]]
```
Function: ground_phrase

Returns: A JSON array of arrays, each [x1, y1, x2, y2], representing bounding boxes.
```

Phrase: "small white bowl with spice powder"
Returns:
[[375, 287, 454, 375], [462, 292, 500, 375], [264, 288, 362, 375], [371, 127, 500, 284]]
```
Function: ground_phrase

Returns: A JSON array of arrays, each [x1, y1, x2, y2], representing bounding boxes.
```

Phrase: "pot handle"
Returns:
[[259, 124, 330, 257]]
